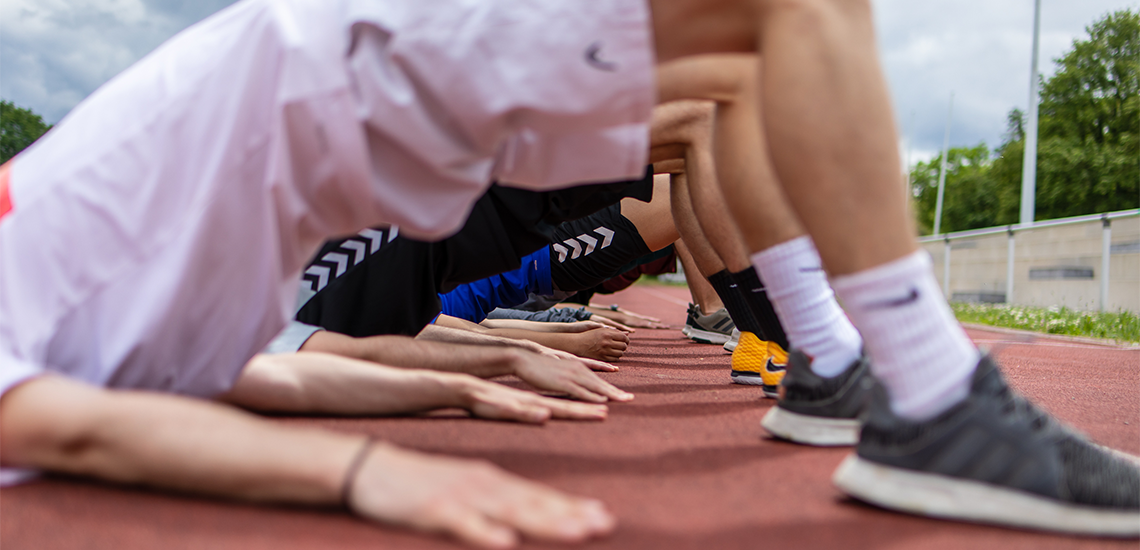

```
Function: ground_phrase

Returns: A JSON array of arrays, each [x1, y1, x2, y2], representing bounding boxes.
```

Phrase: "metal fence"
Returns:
[[918, 209, 1140, 313]]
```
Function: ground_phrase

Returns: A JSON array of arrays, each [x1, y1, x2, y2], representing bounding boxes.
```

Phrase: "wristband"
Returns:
[[341, 437, 376, 510]]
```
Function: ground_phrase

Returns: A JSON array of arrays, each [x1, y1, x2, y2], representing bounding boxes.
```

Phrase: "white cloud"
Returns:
[[0, 0, 234, 123], [875, 0, 1140, 167]]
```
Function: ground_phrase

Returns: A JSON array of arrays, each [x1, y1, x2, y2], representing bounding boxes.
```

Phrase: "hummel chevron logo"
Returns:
[[552, 243, 569, 263], [304, 265, 330, 292], [322, 252, 349, 277], [358, 229, 385, 253], [563, 238, 583, 259], [303, 226, 401, 292], [594, 226, 615, 248], [341, 240, 367, 265], [552, 226, 617, 263], [578, 233, 598, 255]]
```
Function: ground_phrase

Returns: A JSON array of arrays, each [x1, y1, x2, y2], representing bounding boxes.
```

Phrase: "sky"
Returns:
[[2, 0, 1138, 167]]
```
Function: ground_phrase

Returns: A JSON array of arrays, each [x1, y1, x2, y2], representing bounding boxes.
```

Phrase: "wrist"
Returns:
[[502, 347, 530, 374], [341, 436, 376, 511]]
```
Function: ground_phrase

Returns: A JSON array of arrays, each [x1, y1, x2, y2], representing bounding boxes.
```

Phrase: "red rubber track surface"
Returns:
[[3, 284, 1138, 550]]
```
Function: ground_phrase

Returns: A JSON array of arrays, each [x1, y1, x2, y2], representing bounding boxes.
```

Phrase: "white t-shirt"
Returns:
[[0, 0, 654, 482]]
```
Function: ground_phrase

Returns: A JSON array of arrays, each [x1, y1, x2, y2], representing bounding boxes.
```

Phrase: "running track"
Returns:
[[3, 284, 1138, 549]]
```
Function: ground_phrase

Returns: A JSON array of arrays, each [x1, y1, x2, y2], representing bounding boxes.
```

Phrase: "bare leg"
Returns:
[[667, 172, 726, 278], [674, 239, 722, 314], [651, 0, 912, 274], [649, 100, 754, 272], [618, 174, 679, 252], [645, 0, 1134, 534]]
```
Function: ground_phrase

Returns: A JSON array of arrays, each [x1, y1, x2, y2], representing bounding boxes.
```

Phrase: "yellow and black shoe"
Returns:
[[729, 331, 788, 397]]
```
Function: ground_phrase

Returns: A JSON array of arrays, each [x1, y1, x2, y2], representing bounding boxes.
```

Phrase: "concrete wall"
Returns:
[[920, 215, 1139, 313]]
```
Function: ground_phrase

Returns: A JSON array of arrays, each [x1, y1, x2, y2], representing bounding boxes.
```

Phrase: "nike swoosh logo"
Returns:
[[866, 287, 920, 309], [798, 266, 824, 273], [764, 358, 786, 374], [584, 42, 618, 72]]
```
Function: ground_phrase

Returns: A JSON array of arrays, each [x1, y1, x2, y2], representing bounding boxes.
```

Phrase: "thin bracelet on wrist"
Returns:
[[340, 436, 376, 510]]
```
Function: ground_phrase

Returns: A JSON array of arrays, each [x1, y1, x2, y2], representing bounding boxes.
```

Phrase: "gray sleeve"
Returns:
[[485, 307, 592, 323], [263, 321, 323, 354]]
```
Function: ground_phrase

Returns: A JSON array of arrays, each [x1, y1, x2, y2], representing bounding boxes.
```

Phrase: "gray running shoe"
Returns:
[[723, 328, 741, 353], [685, 305, 735, 345], [833, 355, 1140, 537], [760, 350, 877, 446]]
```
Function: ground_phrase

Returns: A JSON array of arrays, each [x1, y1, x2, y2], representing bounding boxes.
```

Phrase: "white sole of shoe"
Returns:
[[833, 454, 1140, 537], [681, 326, 692, 337], [760, 406, 860, 446], [729, 372, 779, 398], [723, 340, 738, 352], [687, 328, 731, 345]]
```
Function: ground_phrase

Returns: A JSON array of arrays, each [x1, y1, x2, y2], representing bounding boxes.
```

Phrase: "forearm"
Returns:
[[301, 330, 517, 378], [417, 322, 547, 355], [480, 319, 581, 333], [479, 328, 580, 354], [221, 352, 484, 414], [1, 376, 360, 504]]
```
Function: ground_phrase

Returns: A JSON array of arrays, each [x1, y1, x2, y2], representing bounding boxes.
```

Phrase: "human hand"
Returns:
[[457, 375, 611, 422], [559, 320, 609, 333], [510, 351, 632, 403], [589, 307, 667, 329], [609, 314, 667, 329], [588, 315, 635, 333], [567, 328, 629, 362], [351, 444, 616, 549], [532, 345, 619, 373]]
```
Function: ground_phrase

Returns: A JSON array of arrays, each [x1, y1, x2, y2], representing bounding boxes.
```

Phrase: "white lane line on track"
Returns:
[[972, 339, 1140, 352], [632, 286, 691, 308]]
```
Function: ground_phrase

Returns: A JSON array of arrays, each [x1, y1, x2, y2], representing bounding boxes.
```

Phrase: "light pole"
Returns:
[[1020, 0, 1042, 227], [933, 93, 953, 236]]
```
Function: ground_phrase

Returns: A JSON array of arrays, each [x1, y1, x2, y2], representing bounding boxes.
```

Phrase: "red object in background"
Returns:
[[0, 162, 11, 220]]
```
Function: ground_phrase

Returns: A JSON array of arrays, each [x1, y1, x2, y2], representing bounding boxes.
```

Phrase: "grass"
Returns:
[[951, 302, 1140, 343]]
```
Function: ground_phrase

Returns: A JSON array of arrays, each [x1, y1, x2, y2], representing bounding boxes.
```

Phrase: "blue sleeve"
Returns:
[[439, 249, 549, 323]]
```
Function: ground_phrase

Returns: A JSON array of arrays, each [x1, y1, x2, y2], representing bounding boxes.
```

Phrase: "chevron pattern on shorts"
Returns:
[[302, 226, 398, 293], [552, 225, 616, 263]]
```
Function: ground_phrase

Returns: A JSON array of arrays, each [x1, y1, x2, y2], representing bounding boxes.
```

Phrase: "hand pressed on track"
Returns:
[[510, 351, 632, 403], [350, 444, 616, 549], [566, 328, 629, 362], [458, 376, 611, 422]]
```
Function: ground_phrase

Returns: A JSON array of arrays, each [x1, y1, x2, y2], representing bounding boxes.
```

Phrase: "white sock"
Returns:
[[751, 236, 863, 378], [831, 250, 980, 420]]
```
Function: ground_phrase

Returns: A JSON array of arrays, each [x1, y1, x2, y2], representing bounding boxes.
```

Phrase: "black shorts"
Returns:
[[295, 171, 654, 337], [548, 203, 652, 293]]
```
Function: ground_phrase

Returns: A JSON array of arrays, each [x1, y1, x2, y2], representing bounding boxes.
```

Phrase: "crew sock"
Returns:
[[706, 270, 762, 336], [729, 267, 789, 350], [750, 236, 862, 378], [831, 250, 979, 420]]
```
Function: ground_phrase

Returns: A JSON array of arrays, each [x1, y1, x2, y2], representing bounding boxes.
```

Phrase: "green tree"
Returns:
[[989, 10, 1140, 221], [0, 101, 52, 164], [911, 144, 1013, 234]]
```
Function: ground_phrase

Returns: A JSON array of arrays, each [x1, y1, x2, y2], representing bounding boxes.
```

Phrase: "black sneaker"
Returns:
[[833, 355, 1140, 537], [760, 350, 877, 446], [684, 305, 735, 345], [681, 303, 699, 338]]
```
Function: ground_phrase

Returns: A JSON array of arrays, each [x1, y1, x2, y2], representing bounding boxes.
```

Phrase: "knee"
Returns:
[[649, 100, 714, 150]]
